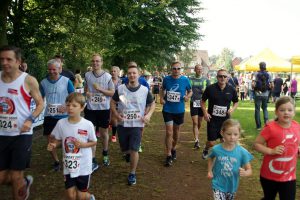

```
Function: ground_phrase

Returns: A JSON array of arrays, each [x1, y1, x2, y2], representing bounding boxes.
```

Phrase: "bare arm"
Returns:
[[253, 135, 284, 155], [201, 100, 211, 122], [228, 102, 238, 116], [74, 140, 97, 148], [47, 138, 62, 151], [21, 75, 44, 133], [207, 157, 215, 179], [184, 89, 193, 102], [239, 163, 252, 177], [159, 86, 165, 104], [110, 99, 123, 121], [143, 101, 156, 124]]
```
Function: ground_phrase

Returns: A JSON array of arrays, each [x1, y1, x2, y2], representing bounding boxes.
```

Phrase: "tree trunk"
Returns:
[[0, 0, 11, 46]]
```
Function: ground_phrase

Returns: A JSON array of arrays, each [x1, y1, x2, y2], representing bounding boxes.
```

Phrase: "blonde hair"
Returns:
[[221, 119, 241, 133], [65, 93, 86, 107]]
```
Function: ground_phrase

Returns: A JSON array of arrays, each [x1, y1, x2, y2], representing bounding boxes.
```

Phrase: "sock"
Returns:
[[102, 150, 108, 156]]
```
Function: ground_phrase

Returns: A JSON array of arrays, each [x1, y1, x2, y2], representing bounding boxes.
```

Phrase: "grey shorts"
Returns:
[[117, 126, 142, 152]]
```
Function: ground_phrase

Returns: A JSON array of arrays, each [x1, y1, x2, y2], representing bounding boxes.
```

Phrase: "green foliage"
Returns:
[[1, 0, 203, 80]]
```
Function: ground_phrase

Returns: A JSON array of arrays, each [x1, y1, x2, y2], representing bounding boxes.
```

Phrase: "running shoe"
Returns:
[[127, 173, 137, 185], [202, 149, 209, 160], [165, 156, 173, 167], [24, 175, 33, 200], [194, 140, 200, 149], [96, 131, 100, 138], [111, 135, 117, 143], [103, 156, 110, 166], [138, 144, 143, 153], [171, 149, 176, 161], [53, 161, 60, 171], [92, 162, 99, 173], [90, 194, 95, 200]]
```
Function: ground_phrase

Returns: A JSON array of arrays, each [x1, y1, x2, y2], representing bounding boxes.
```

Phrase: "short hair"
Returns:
[[127, 61, 138, 68], [92, 54, 102, 61], [171, 61, 181, 67], [111, 66, 120, 72], [217, 68, 228, 74], [65, 92, 86, 107], [54, 54, 64, 63], [221, 119, 241, 133], [47, 59, 61, 68], [0, 45, 22, 60], [259, 62, 266, 70]]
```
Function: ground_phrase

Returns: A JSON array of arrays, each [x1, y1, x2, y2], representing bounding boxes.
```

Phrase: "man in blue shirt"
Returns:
[[160, 61, 192, 166]]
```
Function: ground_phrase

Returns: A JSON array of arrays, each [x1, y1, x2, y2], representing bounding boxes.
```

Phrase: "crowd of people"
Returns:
[[0, 45, 300, 200]]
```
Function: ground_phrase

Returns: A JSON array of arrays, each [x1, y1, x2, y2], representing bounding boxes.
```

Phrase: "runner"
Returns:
[[47, 93, 96, 200], [152, 71, 163, 103], [189, 64, 210, 149], [110, 66, 122, 143], [160, 61, 192, 167], [84, 54, 114, 170], [201, 69, 238, 159], [40, 59, 75, 171], [0, 45, 44, 200], [110, 63, 155, 185]]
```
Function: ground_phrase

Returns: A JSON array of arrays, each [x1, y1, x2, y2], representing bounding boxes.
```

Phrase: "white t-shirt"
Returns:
[[51, 118, 96, 177]]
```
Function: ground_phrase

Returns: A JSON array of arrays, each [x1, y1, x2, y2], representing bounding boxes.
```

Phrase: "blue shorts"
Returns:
[[162, 111, 184, 126], [117, 126, 142, 152], [64, 174, 91, 192]]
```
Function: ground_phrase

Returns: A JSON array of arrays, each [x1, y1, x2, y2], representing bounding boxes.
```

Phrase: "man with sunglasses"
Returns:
[[160, 61, 192, 167], [200, 69, 238, 159]]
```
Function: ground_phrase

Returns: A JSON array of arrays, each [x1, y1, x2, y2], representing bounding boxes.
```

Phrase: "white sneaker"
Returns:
[[90, 194, 96, 200], [24, 175, 33, 200]]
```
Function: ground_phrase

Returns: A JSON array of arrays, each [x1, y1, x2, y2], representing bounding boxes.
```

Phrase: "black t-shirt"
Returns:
[[61, 69, 76, 82], [202, 83, 238, 119], [273, 77, 283, 93]]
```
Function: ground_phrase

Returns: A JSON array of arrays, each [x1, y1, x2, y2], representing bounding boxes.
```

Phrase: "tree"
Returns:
[[216, 48, 234, 71]]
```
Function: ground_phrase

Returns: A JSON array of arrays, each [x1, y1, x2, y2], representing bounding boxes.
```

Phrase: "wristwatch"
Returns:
[[27, 114, 36, 123]]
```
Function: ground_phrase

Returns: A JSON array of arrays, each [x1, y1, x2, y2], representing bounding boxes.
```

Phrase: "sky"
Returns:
[[197, 0, 300, 59]]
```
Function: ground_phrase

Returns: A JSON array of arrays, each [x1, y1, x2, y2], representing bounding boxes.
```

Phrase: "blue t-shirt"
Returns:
[[209, 144, 253, 193], [122, 76, 150, 90], [162, 75, 191, 113]]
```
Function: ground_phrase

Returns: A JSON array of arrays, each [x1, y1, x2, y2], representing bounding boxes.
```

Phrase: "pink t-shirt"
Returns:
[[260, 120, 300, 182]]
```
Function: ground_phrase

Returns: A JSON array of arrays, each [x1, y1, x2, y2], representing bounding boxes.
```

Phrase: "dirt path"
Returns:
[[1, 106, 264, 200]]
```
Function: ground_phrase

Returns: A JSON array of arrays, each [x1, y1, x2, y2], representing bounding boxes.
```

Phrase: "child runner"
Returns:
[[47, 93, 97, 200], [207, 119, 253, 200], [254, 96, 300, 200]]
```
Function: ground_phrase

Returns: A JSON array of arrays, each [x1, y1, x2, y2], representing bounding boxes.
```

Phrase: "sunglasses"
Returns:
[[172, 67, 181, 70], [217, 75, 227, 78]]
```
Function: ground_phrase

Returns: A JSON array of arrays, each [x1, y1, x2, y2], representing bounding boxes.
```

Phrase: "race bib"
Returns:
[[90, 93, 106, 104], [0, 114, 18, 132], [166, 91, 180, 102], [64, 153, 81, 175], [193, 100, 201, 108], [123, 110, 141, 121], [212, 105, 227, 117], [47, 104, 61, 115]]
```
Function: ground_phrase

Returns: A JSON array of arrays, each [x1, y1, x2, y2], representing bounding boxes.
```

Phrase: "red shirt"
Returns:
[[260, 120, 300, 182]]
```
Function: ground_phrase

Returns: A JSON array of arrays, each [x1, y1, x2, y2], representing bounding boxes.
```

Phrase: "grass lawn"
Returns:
[[230, 99, 300, 187]]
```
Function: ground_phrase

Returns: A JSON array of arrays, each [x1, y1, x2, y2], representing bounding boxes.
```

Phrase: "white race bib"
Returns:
[[193, 100, 201, 108], [123, 110, 141, 121], [47, 104, 61, 115], [212, 105, 227, 117], [0, 114, 18, 132], [90, 93, 106, 104], [167, 91, 180, 102], [64, 153, 81, 176]]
